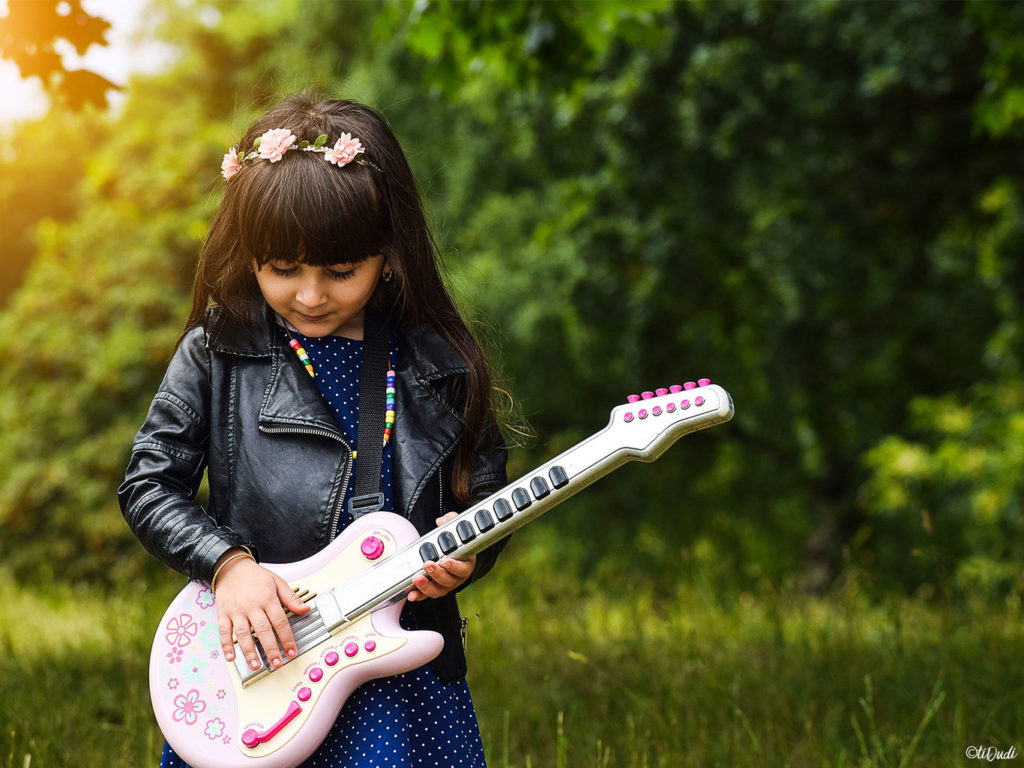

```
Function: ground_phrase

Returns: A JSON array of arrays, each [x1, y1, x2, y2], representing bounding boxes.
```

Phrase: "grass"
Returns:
[[0, 545, 1021, 768]]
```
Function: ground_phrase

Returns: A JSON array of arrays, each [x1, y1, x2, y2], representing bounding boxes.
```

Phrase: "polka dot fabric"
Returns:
[[158, 330, 487, 767]]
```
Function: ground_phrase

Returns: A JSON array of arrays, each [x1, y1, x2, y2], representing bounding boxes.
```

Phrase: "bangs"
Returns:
[[233, 152, 389, 268]]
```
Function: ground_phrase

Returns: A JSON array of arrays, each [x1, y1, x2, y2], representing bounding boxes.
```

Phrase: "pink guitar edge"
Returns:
[[150, 380, 734, 768]]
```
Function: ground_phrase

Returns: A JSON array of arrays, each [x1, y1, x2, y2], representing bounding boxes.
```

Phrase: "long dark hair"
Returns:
[[186, 93, 497, 503]]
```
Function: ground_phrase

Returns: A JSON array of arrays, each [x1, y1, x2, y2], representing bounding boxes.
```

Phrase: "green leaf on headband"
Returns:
[[314, 134, 328, 148], [298, 140, 309, 149], [253, 137, 261, 150]]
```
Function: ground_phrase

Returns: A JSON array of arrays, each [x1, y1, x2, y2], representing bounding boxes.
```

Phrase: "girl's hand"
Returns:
[[213, 549, 311, 672], [408, 512, 477, 601]]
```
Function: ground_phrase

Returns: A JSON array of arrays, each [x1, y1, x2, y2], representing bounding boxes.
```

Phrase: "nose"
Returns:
[[296, 274, 328, 308]]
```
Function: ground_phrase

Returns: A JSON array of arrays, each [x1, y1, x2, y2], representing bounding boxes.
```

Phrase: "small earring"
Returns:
[[382, 266, 393, 283]]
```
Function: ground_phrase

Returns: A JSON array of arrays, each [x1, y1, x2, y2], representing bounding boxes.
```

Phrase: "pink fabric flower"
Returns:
[[221, 147, 241, 180], [258, 128, 297, 163], [324, 133, 365, 166]]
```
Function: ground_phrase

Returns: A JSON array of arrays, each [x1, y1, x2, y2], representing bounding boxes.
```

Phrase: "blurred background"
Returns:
[[1, 1, 1022, 766]]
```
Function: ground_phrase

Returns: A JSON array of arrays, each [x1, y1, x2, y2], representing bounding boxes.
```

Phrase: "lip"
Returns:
[[296, 312, 331, 323]]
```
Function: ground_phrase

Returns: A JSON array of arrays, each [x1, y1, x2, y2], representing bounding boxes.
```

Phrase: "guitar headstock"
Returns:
[[606, 378, 734, 461]]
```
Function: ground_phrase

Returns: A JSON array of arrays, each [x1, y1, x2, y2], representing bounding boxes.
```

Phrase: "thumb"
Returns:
[[436, 511, 458, 526], [276, 577, 312, 614]]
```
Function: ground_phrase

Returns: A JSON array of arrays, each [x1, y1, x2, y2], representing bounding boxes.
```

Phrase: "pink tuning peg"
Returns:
[[669, 385, 683, 393], [655, 388, 669, 396], [626, 394, 641, 403], [698, 378, 711, 386], [641, 391, 655, 400], [683, 381, 697, 390]]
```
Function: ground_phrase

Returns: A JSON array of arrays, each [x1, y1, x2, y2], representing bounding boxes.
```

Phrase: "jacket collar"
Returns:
[[204, 301, 469, 517], [204, 302, 468, 381]]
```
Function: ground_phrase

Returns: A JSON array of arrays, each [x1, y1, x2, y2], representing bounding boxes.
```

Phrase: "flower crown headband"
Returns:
[[221, 128, 382, 181]]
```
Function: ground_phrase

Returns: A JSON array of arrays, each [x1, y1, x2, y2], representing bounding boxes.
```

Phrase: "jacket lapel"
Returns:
[[206, 303, 346, 441], [392, 325, 468, 518]]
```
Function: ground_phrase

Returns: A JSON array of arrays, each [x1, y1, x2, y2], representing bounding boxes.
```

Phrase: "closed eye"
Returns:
[[267, 264, 299, 277], [325, 267, 356, 281]]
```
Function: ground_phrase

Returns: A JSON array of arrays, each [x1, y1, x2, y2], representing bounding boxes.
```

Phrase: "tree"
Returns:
[[0, 0, 118, 110]]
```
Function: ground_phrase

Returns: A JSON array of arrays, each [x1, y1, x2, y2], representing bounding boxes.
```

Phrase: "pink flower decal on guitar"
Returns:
[[195, 587, 215, 609], [172, 689, 207, 726], [204, 718, 226, 740], [166, 613, 199, 648], [167, 647, 183, 664]]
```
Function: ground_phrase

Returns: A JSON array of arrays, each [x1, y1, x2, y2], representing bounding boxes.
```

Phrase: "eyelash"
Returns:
[[267, 265, 356, 281]]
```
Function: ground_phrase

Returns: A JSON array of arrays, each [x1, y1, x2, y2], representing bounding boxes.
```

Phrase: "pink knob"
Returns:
[[324, 651, 339, 666], [242, 729, 260, 748], [669, 385, 683, 393], [638, 408, 649, 419], [641, 391, 655, 400], [681, 399, 691, 409], [683, 381, 697, 390], [344, 642, 359, 658], [360, 536, 384, 560], [309, 667, 323, 682], [364, 640, 377, 652], [297, 687, 312, 702], [698, 378, 711, 386], [655, 388, 669, 396], [652, 406, 663, 416], [626, 394, 641, 403], [695, 396, 705, 406], [623, 412, 634, 422], [666, 403, 677, 413]]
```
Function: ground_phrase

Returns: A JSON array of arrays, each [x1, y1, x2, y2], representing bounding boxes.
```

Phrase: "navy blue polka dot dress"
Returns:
[[158, 327, 487, 768]]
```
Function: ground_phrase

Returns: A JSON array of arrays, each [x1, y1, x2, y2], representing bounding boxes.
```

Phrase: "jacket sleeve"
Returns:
[[118, 326, 255, 583]]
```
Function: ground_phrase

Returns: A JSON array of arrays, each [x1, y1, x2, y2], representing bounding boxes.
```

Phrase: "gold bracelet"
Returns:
[[211, 551, 254, 593]]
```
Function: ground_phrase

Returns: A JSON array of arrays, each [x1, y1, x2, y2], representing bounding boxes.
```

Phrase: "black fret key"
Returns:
[[419, 542, 440, 562], [529, 476, 551, 499], [475, 509, 495, 532], [549, 465, 569, 488], [456, 520, 477, 543], [511, 488, 532, 511], [437, 531, 458, 554], [493, 498, 514, 521]]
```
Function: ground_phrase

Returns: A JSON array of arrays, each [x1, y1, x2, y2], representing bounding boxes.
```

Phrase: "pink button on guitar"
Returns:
[[344, 642, 359, 658], [360, 536, 385, 560], [364, 640, 377, 652], [308, 667, 323, 683], [324, 651, 339, 666], [297, 687, 312, 702]]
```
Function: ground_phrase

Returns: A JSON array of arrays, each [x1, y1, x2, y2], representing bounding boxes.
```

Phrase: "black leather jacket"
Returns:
[[118, 302, 508, 681]]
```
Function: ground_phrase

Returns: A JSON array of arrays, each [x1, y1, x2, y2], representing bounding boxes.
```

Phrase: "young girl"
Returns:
[[119, 94, 508, 767]]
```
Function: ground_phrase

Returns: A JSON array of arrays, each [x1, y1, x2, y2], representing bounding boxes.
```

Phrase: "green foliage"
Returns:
[[386, 0, 1024, 594], [1, 0, 1024, 601], [862, 378, 1024, 597]]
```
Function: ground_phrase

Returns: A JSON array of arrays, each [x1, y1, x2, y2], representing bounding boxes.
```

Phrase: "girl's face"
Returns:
[[253, 255, 385, 339]]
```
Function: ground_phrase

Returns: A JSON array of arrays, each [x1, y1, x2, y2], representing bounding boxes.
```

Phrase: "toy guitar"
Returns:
[[150, 380, 734, 767]]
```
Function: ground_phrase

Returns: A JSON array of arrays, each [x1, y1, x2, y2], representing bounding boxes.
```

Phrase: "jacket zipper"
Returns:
[[438, 466, 445, 519], [258, 423, 352, 542]]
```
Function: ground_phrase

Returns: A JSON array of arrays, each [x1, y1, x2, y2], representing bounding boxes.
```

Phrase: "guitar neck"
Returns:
[[322, 383, 734, 625]]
